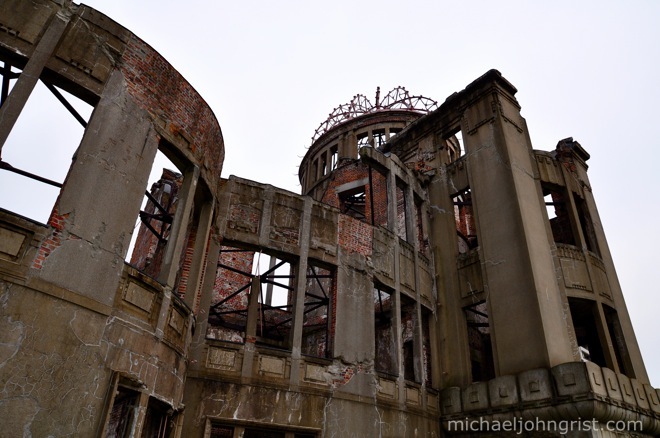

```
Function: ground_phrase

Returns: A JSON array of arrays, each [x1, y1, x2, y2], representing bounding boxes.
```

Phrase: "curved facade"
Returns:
[[1, 1, 659, 437]]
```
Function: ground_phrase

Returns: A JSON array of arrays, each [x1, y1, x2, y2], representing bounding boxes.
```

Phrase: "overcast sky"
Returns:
[[2, 0, 658, 385]]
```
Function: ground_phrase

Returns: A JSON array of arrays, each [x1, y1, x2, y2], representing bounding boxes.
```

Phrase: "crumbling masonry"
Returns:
[[0, 1, 659, 437]]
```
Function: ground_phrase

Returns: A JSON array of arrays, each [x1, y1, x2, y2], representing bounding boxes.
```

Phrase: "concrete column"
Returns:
[[289, 197, 312, 386], [187, 234, 221, 367], [241, 276, 261, 377], [159, 165, 199, 287], [427, 169, 471, 387], [463, 82, 573, 374], [0, 8, 70, 152], [182, 198, 215, 312], [562, 145, 648, 381]]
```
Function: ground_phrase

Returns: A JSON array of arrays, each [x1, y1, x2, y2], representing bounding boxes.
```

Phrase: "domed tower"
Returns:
[[299, 87, 447, 202]]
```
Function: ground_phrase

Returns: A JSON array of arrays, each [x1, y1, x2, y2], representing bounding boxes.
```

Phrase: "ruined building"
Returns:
[[0, 1, 659, 437]]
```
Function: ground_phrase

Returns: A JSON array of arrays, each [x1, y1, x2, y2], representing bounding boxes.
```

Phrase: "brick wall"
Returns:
[[120, 34, 224, 190]]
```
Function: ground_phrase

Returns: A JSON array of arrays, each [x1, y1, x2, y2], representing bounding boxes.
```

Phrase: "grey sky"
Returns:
[[3, 0, 658, 384]]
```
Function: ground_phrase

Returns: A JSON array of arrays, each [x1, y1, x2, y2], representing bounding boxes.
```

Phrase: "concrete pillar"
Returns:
[[427, 169, 471, 387], [159, 165, 199, 287], [182, 198, 215, 312], [289, 197, 312, 386], [0, 7, 70, 152], [462, 78, 573, 374]]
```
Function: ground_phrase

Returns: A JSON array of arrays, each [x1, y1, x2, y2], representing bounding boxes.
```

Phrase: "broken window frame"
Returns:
[[301, 262, 335, 359], [400, 294, 420, 383], [464, 301, 495, 382], [602, 304, 633, 377], [208, 246, 297, 350], [373, 284, 397, 376], [0, 64, 93, 223], [568, 297, 608, 368], [542, 183, 576, 246], [395, 179, 408, 242], [338, 185, 367, 222], [452, 188, 478, 253]]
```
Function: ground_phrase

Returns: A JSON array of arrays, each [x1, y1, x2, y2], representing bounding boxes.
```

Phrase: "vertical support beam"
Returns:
[[462, 75, 573, 374], [241, 276, 261, 378], [290, 197, 312, 386], [427, 168, 471, 387], [187, 234, 221, 366], [387, 165, 397, 233], [183, 198, 214, 312], [159, 165, 199, 287], [0, 9, 70, 153]]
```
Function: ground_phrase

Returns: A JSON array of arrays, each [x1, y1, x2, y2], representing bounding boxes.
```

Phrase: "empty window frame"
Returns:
[[105, 386, 140, 438], [329, 145, 338, 171], [568, 297, 607, 367], [445, 130, 463, 163], [574, 195, 600, 255], [603, 304, 633, 376], [542, 184, 575, 246], [127, 149, 181, 278], [464, 301, 495, 382], [372, 129, 387, 148], [452, 188, 478, 253], [0, 75, 93, 222], [208, 247, 295, 350], [356, 132, 370, 152], [320, 152, 328, 176], [370, 166, 389, 228], [414, 195, 427, 255], [338, 186, 366, 222], [141, 397, 175, 438], [301, 262, 334, 358], [207, 245, 254, 343], [400, 294, 419, 383], [373, 284, 396, 375], [311, 159, 318, 182], [395, 180, 408, 242]]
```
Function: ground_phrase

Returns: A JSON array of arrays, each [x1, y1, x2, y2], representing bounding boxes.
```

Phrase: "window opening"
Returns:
[[395, 181, 408, 242], [445, 129, 463, 163], [357, 132, 370, 152], [105, 386, 139, 438], [127, 149, 181, 279], [208, 246, 295, 350], [329, 145, 338, 171], [302, 263, 334, 358], [414, 196, 427, 254], [388, 127, 402, 140], [321, 153, 327, 176], [542, 184, 575, 246], [568, 298, 607, 368], [400, 294, 418, 382], [338, 186, 366, 222], [312, 159, 318, 181], [603, 304, 632, 376], [452, 188, 478, 253], [374, 284, 396, 375], [0, 79, 92, 222], [464, 301, 494, 382], [575, 195, 600, 255], [141, 397, 174, 438], [372, 129, 387, 148]]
